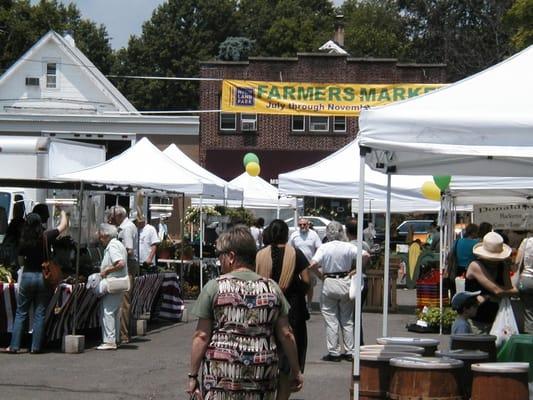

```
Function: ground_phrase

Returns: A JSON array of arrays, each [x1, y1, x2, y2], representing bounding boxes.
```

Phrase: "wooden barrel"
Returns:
[[376, 337, 440, 356], [451, 334, 497, 361], [360, 352, 421, 400], [361, 345, 425, 355], [471, 362, 529, 400], [436, 349, 489, 399], [389, 356, 464, 400]]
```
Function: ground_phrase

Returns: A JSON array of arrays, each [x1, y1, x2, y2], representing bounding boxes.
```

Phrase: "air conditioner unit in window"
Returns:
[[25, 77, 40, 86], [241, 121, 257, 131], [311, 123, 328, 131]]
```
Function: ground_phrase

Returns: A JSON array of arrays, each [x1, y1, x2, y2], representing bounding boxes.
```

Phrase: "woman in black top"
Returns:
[[256, 219, 310, 400], [466, 231, 518, 334], [4, 209, 68, 353]]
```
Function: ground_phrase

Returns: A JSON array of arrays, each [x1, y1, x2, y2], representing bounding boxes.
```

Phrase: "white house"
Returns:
[[0, 30, 199, 157]]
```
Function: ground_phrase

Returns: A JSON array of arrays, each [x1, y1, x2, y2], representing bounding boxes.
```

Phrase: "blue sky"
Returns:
[[58, 0, 344, 49]]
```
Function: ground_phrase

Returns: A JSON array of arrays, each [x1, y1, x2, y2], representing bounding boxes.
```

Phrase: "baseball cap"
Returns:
[[451, 291, 481, 310]]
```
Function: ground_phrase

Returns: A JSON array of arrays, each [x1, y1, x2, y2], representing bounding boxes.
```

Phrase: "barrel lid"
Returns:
[[436, 349, 489, 360], [361, 352, 422, 361], [361, 345, 425, 354], [376, 337, 440, 347], [471, 362, 529, 373], [390, 356, 463, 369], [451, 334, 497, 342]]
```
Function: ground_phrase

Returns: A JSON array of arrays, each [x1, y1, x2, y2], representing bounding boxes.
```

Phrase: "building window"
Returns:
[[291, 116, 305, 131], [220, 113, 236, 130], [309, 116, 329, 132], [46, 63, 57, 88], [333, 116, 346, 132], [241, 114, 257, 131]]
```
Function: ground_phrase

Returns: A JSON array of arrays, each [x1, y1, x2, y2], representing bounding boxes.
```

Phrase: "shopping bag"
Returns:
[[489, 297, 519, 347]]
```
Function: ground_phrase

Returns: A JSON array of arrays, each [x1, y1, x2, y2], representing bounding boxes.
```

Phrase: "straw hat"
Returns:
[[472, 232, 511, 261]]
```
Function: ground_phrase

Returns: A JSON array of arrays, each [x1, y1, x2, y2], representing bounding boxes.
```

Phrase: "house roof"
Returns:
[[0, 30, 137, 113]]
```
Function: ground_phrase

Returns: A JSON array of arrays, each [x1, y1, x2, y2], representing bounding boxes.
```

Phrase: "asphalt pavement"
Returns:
[[0, 289, 444, 400]]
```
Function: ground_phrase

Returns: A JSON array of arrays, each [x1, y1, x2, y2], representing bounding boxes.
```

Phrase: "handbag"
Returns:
[[489, 297, 519, 347], [100, 274, 130, 295], [42, 234, 63, 289]]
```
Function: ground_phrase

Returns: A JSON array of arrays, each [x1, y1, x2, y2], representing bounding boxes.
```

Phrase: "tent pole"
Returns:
[[72, 181, 84, 336], [276, 195, 280, 219], [353, 148, 367, 399], [382, 174, 391, 337], [199, 196, 204, 291], [439, 194, 446, 335], [180, 194, 185, 280]]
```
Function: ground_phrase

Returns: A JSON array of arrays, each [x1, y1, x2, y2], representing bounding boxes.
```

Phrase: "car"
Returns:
[[396, 220, 434, 243], [285, 216, 332, 240]]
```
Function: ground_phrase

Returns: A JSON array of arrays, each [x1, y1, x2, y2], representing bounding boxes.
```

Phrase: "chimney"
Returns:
[[63, 30, 75, 47], [334, 15, 344, 47]]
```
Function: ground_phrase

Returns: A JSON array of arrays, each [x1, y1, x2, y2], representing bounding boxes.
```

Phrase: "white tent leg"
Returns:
[[200, 196, 204, 292], [277, 195, 280, 219], [382, 174, 391, 337], [439, 195, 446, 335], [353, 147, 367, 398]]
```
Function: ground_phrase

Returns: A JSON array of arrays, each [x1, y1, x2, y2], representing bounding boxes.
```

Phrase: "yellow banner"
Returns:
[[221, 79, 444, 116]]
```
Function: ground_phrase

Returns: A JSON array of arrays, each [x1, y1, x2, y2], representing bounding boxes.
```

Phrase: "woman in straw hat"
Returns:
[[465, 231, 518, 333]]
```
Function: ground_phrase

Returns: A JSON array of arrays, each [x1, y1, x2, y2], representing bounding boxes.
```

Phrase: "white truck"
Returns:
[[0, 136, 106, 243]]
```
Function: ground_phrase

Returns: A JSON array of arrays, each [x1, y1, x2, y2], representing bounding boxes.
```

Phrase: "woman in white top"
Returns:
[[515, 236, 533, 333]]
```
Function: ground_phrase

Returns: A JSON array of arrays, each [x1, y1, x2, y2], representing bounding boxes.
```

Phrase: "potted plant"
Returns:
[[157, 238, 174, 260]]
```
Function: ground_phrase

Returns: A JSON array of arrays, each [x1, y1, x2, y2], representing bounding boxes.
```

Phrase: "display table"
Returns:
[[364, 267, 398, 312], [497, 334, 533, 381], [0, 272, 184, 340]]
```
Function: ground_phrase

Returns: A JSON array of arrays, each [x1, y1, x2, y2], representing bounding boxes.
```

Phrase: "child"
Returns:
[[451, 290, 481, 334]]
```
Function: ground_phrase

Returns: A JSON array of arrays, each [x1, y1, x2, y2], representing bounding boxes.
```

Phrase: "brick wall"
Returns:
[[200, 54, 446, 180]]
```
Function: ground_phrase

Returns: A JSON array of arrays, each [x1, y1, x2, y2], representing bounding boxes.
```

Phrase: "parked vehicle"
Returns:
[[285, 216, 332, 240], [396, 220, 434, 243]]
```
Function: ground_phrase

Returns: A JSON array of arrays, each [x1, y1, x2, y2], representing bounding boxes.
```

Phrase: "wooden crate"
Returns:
[[363, 266, 398, 313]]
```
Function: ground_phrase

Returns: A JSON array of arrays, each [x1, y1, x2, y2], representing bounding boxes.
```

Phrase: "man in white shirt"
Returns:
[[289, 217, 322, 306], [309, 221, 369, 362], [132, 212, 160, 269]]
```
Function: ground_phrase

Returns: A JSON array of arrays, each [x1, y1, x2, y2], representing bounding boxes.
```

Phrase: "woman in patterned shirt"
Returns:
[[187, 225, 303, 400]]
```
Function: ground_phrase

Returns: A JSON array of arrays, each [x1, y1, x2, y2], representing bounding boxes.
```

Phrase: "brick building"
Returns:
[[199, 53, 446, 183]]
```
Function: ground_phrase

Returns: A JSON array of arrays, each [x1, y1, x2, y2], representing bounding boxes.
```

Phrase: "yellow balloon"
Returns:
[[421, 181, 441, 201], [246, 161, 260, 177]]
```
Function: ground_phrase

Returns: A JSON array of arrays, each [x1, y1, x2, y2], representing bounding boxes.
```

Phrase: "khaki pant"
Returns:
[[120, 274, 134, 342], [321, 277, 354, 356]]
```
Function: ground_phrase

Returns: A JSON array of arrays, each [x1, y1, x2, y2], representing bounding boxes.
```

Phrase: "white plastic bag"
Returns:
[[349, 274, 365, 300], [489, 297, 519, 347]]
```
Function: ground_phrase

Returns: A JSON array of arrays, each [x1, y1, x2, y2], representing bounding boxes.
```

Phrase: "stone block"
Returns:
[[63, 335, 85, 354], [135, 319, 147, 336]]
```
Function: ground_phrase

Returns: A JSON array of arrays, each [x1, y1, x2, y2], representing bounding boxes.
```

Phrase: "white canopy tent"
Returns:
[[59, 138, 225, 197], [354, 45, 533, 399], [163, 144, 243, 201], [278, 140, 440, 212]]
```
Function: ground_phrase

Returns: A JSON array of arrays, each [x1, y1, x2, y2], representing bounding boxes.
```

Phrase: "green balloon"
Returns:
[[243, 153, 259, 168], [433, 175, 452, 191]]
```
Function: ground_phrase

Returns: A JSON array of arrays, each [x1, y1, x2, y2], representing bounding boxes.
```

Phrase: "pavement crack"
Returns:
[[0, 383, 145, 398]]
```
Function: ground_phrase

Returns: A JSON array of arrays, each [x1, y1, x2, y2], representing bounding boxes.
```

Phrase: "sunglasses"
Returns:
[[299, 223, 308, 227]]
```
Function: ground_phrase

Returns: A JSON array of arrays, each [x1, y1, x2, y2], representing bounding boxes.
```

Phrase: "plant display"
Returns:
[[417, 306, 457, 329], [183, 206, 221, 225]]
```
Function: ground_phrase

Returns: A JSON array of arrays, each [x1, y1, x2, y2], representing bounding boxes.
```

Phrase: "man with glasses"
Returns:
[[289, 218, 322, 309]]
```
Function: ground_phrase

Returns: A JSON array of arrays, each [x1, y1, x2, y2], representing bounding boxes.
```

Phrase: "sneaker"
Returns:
[[321, 354, 341, 362], [342, 353, 354, 362], [96, 343, 117, 350]]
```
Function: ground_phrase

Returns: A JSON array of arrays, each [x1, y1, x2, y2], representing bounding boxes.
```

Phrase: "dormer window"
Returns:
[[46, 63, 57, 88]]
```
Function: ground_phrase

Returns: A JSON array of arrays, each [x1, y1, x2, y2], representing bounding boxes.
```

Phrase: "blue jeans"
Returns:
[[10, 271, 52, 352]]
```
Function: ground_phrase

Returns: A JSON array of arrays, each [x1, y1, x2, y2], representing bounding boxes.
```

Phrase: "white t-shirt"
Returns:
[[312, 240, 366, 274], [119, 217, 138, 260], [101, 238, 128, 278], [139, 224, 160, 265], [250, 226, 263, 249], [289, 229, 322, 262]]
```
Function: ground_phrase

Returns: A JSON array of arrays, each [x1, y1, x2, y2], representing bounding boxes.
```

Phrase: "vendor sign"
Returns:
[[221, 79, 443, 116], [474, 204, 533, 230]]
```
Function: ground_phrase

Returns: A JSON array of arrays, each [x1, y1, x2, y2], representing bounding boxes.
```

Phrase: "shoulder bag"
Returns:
[[42, 234, 63, 289]]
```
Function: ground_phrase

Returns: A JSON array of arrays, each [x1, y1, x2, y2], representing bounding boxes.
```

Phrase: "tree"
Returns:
[[236, 0, 336, 57], [0, 0, 113, 74], [112, 0, 239, 111], [398, 0, 515, 81], [218, 37, 255, 61], [340, 0, 409, 58], [504, 0, 533, 51]]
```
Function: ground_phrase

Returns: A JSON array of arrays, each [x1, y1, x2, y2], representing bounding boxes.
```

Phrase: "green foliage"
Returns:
[[218, 37, 255, 61], [214, 206, 255, 227], [418, 306, 457, 328], [398, 0, 515, 81], [0, 0, 113, 74], [340, 0, 409, 58], [183, 205, 221, 225], [504, 0, 533, 51]]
